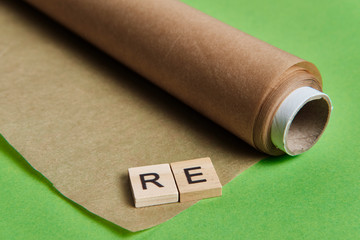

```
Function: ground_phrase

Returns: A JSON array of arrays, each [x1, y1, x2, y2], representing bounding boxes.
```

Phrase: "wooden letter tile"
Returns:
[[170, 157, 222, 202], [128, 164, 179, 208]]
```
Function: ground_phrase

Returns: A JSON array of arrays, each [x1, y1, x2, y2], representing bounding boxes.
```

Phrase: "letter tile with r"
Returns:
[[128, 163, 179, 208]]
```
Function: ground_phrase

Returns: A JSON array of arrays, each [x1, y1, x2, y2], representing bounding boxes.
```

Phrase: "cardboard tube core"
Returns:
[[271, 87, 332, 155]]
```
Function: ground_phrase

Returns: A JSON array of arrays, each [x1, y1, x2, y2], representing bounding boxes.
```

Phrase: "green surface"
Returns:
[[1, 0, 359, 239]]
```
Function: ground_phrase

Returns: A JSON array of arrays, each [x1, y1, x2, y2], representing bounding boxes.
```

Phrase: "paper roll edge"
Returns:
[[270, 87, 332, 155]]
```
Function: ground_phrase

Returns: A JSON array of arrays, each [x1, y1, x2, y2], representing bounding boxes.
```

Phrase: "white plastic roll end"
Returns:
[[271, 87, 332, 156]]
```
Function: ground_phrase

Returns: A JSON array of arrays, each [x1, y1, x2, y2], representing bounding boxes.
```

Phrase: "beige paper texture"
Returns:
[[0, 1, 263, 231]]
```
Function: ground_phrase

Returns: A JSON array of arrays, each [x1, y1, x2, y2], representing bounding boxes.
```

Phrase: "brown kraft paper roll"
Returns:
[[24, 0, 332, 156]]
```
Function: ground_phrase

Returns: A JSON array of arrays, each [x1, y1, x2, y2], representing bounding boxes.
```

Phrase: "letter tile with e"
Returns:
[[170, 157, 222, 202]]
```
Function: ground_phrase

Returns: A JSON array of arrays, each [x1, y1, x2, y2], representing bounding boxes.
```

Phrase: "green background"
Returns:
[[1, 0, 359, 239]]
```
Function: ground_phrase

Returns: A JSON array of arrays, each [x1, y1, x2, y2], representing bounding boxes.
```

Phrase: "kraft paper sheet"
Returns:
[[0, 1, 264, 231]]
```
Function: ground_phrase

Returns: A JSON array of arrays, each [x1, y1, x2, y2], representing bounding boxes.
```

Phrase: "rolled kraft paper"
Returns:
[[24, 0, 332, 155]]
